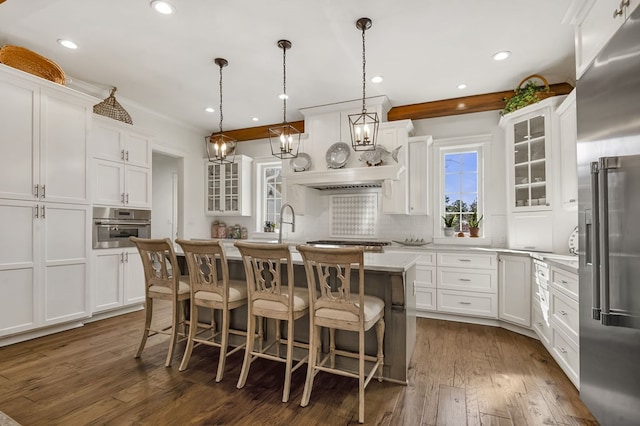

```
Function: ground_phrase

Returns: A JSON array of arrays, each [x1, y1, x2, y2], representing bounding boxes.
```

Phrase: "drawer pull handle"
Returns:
[[560, 310, 568, 316], [559, 347, 568, 354], [459, 301, 472, 305], [560, 280, 568, 284], [458, 259, 472, 262], [536, 322, 543, 327], [459, 278, 472, 282]]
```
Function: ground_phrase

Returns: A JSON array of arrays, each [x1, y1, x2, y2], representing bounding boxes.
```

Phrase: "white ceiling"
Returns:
[[0, 0, 576, 135]]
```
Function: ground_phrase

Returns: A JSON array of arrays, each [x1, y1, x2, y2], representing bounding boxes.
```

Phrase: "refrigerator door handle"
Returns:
[[589, 162, 601, 320], [599, 156, 620, 326]]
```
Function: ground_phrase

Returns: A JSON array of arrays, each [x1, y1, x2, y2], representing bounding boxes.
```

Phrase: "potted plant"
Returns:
[[263, 221, 275, 232], [467, 211, 483, 238], [442, 215, 457, 237], [500, 74, 554, 116]]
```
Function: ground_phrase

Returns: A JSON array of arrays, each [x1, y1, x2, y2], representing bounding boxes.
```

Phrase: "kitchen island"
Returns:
[[178, 244, 420, 384]]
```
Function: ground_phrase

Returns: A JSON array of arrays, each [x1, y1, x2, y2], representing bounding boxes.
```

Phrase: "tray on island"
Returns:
[[393, 239, 429, 246]]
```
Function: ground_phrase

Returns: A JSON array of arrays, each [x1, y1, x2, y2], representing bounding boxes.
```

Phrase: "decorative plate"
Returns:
[[325, 142, 351, 169], [568, 226, 578, 255], [290, 152, 312, 172], [393, 239, 429, 247]]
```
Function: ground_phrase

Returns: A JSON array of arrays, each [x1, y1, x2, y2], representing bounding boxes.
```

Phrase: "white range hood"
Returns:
[[283, 163, 405, 190]]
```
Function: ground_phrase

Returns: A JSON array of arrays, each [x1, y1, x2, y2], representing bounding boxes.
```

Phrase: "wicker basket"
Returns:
[[93, 87, 133, 125], [0, 45, 66, 85], [501, 74, 556, 115]]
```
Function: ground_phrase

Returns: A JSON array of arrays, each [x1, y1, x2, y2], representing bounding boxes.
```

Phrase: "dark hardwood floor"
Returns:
[[0, 302, 598, 425]]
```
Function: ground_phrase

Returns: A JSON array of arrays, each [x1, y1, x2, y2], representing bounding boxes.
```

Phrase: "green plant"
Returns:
[[468, 211, 483, 228], [500, 79, 550, 116], [264, 220, 275, 231], [442, 215, 457, 227]]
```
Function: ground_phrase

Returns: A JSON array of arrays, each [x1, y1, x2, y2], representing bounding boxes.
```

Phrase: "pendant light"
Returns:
[[205, 57, 236, 164], [269, 40, 300, 159], [349, 17, 379, 152]]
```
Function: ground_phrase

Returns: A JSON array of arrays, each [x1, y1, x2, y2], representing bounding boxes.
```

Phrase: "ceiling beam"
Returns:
[[387, 82, 574, 121], [228, 83, 573, 142]]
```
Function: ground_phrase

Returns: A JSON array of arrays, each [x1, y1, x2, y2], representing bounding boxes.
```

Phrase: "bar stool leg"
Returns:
[[135, 297, 153, 358], [301, 323, 319, 407], [282, 317, 295, 402], [179, 299, 199, 371], [216, 307, 230, 382], [358, 329, 365, 424], [376, 318, 385, 381], [165, 296, 180, 367], [237, 313, 255, 389]]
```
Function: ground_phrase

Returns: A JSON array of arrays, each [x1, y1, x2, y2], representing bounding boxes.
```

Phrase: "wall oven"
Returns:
[[92, 207, 151, 249]]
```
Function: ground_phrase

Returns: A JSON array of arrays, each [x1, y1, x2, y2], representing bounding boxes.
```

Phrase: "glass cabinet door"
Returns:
[[224, 162, 239, 213], [513, 115, 548, 209], [207, 163, 222, 212]]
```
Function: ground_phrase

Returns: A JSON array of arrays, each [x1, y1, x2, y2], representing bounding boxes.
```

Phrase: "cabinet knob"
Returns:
[[560, 310, 568, 316], [559, 347, 568, 354]]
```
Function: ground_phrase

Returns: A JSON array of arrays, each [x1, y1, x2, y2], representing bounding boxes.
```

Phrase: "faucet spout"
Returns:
[[278, 203, 296, 244]]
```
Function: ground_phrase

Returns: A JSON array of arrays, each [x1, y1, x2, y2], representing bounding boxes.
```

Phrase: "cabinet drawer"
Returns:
[[550, 288, 579, 343], [551, 267, 578, 300], [416, 253, 435, 266], [438, 268, 497, 293], [437, 252, 497, 270], [551, 326, 579, 388], [415, 265, 436, 288], [534, 284, 549, 309], [532, 303, 551, 347], [533, 260, 550, 281], [415, 286, 436, 312], [437, 289, 497, 318]]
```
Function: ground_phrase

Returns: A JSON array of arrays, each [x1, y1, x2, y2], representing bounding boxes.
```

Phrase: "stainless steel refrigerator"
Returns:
[[577, 6, 640, 426]]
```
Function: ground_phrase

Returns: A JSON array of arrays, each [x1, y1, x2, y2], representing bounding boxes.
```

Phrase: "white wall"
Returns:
[[152, 152, 178, 239]]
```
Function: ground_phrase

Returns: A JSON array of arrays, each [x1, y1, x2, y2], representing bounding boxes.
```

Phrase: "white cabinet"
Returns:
[[379, 120, 414, 215], [557, 90, 578, 210], [93, 247, 145, 313], [0, 65, 92, 205], [205, 155, 253, 216], [407, 135, 432, 215], [498, 254, 532, 327], [413, 254, 436, 312], [436, 252, 498, 318], [0, 200, 90, 336], [573, 0, 640, 79], [92, 116, 153, 208]]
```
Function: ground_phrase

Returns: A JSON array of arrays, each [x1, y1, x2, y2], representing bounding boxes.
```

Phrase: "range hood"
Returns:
[[282, 163, 405, 190]]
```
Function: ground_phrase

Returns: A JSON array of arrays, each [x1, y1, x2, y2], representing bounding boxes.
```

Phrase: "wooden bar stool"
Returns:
[[296, 244, 385, 424], [130, 237, 190, 367], [234, 241, 309, 403], [175, 239, 248, 382]]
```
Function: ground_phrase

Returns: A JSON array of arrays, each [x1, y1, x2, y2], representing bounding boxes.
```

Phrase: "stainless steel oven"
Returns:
[[92, 207, 151, 249]]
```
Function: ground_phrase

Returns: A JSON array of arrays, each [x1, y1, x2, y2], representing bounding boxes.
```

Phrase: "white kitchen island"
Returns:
[[178, 244, 420, 384]]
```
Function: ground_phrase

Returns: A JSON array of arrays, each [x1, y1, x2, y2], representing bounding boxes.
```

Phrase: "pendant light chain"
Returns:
[[282, 43, 287, 124], [361, 24, 367, 114], [218, 61, 224, 133]]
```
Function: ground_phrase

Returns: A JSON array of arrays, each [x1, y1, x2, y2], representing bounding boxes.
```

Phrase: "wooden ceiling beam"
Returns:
[[387, 82, 574, 121], [227, 83, 574, 142]]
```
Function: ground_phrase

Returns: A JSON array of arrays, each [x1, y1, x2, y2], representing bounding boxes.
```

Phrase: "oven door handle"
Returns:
[[94, 221, 151, 226]]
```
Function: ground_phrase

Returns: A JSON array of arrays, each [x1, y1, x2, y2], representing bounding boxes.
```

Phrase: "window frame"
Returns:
[[254, 157, 283, 234], [433, 134, 492, 245]]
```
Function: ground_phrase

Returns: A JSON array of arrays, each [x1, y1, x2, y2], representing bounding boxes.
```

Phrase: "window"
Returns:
[[444, 151, 478, 232], [255, 159, 282, 231], [434, 135, 490, 241]]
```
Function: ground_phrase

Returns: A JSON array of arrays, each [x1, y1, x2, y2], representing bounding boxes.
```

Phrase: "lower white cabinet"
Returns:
[[0, 200, 90, 337], [414, 254, 436, 312], [437, 289, 498, 318], [498, 254, 532, 327], [93, 247, 145, 313]]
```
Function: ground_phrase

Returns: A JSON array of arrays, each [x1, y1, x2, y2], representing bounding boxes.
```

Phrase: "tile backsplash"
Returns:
[[329, 193, 378, 238]]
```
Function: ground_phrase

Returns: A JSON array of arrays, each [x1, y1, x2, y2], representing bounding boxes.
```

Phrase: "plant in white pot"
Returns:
[[442, 215, 457, 237]]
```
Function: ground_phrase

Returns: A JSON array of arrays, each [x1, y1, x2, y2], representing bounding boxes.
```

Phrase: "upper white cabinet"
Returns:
[[379, 120, 416, 215], [498, 254, 532, 327], [205, 155, 252, 216], [407, 135, 432, 215], [92, 115, 153, 208], [556, 90, 578, 210], [500, 96, 567, 252], [0, 65, 93, 205], [573, 0, 640, 79]]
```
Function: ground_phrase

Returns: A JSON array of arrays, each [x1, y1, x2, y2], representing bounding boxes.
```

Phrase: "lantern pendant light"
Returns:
[[205, 57, 236, 164], [269, 40, 300, 159], [349, 17, 379, 152]]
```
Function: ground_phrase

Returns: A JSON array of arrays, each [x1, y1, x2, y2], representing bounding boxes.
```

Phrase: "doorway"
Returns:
[[152, 148, 184, 240]]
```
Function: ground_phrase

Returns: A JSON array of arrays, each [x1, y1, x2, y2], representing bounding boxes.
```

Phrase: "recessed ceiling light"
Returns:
[[57, 39, 78, 49], [457, 83, 467, 90], [492, 51, 511, 61], [371, 75, 383, 83], [204, 107, 215, 113], [252, 117, 259, 122], [150, 0, 175, 15], [278, 93, 289, 100]]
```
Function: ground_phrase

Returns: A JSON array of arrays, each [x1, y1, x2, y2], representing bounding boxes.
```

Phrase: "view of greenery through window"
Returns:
[[444, 151, 478, 232], [263, 165, 282, 227]]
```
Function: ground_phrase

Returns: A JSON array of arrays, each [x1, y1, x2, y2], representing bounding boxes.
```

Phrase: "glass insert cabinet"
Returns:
[[204, 155, 252, 216]]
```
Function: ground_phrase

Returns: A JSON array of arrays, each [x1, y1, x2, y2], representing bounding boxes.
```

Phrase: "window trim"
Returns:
[[432, 134, 492, 246], [254, 157, 283, 234]]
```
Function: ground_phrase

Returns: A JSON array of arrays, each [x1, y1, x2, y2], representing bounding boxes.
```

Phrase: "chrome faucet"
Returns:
[[278, 203, 295, 244]]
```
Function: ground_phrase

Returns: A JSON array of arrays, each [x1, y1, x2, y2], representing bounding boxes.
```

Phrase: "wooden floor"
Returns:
[[0, 303, 598, 425]]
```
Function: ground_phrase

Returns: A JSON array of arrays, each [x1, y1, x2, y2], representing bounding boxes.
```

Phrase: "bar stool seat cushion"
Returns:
[[254, 286, 309, 312], [194, 279, 248, 303], [316, 294, 384, 325], [150, 278, 190, 295]]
